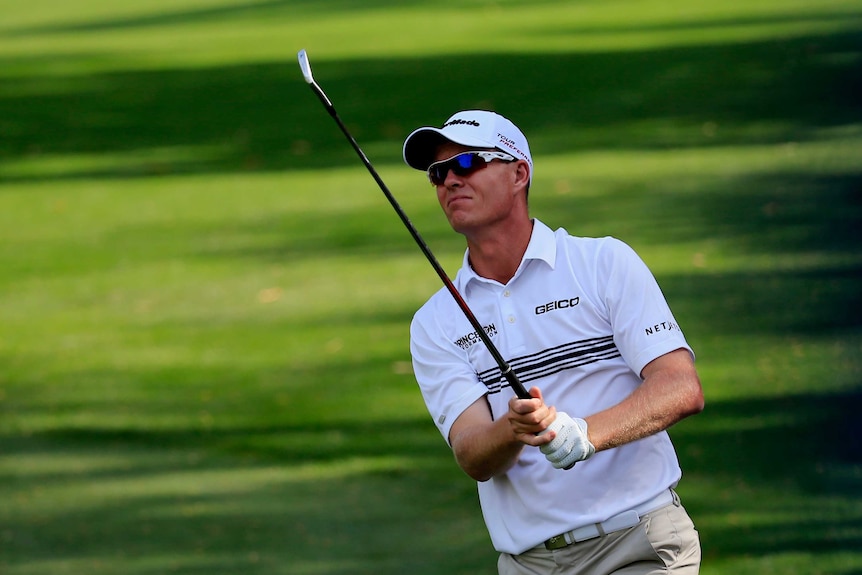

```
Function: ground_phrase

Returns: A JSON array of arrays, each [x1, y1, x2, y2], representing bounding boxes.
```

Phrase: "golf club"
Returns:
[[297, 49, 530, 400]]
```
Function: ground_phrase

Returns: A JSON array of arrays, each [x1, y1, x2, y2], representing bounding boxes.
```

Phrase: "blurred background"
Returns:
[[1, 1, 860, 573]]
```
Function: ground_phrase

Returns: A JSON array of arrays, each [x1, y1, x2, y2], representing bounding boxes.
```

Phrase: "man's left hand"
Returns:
[[540, 412, 595, 469]]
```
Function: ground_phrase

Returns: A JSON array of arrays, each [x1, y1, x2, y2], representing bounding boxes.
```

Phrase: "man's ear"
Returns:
[[513, 160, 531, 191]]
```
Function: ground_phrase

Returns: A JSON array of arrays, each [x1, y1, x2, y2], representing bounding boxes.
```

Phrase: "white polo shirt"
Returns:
[[410, 219, 693, 555]]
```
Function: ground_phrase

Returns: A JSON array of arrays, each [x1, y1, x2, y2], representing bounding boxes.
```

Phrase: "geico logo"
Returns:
[[535, 297, 580, 315]]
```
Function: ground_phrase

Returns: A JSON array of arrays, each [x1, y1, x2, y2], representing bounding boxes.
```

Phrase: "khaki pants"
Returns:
[[498, 497, 701, 575]]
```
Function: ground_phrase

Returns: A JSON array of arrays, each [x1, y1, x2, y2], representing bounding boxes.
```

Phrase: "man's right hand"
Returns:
[[507, 386, 557, 445]]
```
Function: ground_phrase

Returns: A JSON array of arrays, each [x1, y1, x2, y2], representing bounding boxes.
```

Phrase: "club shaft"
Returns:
[[306, 78, 530, 400]]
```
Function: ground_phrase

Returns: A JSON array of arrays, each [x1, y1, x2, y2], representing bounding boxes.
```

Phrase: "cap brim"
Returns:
[[402, 127, 495, 171]]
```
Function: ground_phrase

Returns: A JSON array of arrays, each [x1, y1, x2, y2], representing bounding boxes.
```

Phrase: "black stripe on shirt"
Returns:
[[476, 336, 622, 395]]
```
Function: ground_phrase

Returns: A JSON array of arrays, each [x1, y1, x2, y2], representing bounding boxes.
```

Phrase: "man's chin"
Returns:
[[448, 218, 479, 236]]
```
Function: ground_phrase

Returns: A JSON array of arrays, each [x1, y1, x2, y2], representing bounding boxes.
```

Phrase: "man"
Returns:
[[402, 110, 705, 575]]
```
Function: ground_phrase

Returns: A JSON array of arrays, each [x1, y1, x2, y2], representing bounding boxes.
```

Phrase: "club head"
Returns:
[[297, 49, 314, 84]]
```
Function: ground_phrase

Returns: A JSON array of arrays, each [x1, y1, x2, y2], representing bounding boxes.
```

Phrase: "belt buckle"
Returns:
[[544, 509, 643, 551], [544, 534, 568, 550]]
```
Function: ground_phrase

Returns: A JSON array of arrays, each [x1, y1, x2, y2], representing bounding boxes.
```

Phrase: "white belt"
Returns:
[[544, 489, 677, 550]]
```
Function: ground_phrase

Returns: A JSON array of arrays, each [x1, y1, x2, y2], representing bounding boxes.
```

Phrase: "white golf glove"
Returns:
[[539, 412, 595, 470]]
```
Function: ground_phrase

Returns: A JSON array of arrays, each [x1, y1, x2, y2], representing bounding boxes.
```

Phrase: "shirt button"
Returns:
[[508, 316, 516, 323], [503, 290, 511, 297]]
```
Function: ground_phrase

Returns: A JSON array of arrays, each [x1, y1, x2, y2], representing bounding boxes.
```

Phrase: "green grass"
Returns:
[[1, 1, 861, 574]]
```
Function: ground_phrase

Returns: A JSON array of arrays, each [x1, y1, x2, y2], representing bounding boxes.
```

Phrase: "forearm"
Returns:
[[586, 386, 690, 452], [451, 416, 524, 482], [586, 349, 704, 452]]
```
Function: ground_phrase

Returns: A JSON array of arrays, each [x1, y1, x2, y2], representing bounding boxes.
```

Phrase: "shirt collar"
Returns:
[[456, 218, 557, 289]]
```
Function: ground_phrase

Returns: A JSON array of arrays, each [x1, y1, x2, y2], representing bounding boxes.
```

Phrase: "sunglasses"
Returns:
[[427, 151, 516, 186]]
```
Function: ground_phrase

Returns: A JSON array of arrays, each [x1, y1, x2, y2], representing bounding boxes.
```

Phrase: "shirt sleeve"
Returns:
[[597, 238, 693, 377], [410, 301, 490, 445]]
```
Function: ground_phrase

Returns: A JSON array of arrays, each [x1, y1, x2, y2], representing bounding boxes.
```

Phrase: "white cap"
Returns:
[[403, 110, 532, 181]]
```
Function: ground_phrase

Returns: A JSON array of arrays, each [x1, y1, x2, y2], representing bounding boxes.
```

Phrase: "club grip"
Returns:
[[502, 367, 530, 399]]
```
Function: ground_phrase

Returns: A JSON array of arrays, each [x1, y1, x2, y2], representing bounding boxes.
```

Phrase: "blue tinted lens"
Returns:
[[428, 153, 486, 185], [454, 153, 479, 169]]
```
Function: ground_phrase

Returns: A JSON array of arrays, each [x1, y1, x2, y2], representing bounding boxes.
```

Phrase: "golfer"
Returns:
[[403, 110, 705, 575]]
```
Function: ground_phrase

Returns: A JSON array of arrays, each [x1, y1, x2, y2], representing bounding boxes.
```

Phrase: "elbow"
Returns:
[[468, 469, 494, 483], [684, 378, 705, 417], [693, 389, 705, 414], [453, 443, 514, 482], [461, 458, 518, 483], [687, 395, 705, 418], [454, 450, 497, 483]]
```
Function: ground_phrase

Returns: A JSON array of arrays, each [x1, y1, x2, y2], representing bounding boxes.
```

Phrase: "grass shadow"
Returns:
[[1, 29, 860, 180]]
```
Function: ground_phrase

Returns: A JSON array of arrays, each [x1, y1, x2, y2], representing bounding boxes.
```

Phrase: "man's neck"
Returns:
[[465, 219, 534, 284]]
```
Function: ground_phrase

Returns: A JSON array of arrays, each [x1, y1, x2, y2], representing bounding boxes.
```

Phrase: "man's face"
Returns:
[[431, 142, 525, 236]]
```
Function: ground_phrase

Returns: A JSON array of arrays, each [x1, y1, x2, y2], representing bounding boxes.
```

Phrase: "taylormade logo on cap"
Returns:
[[442, 118, 480, 128], [403, 110, 533, 182]]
